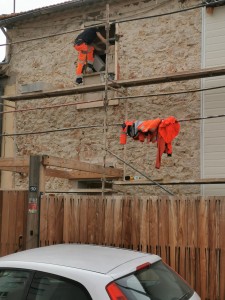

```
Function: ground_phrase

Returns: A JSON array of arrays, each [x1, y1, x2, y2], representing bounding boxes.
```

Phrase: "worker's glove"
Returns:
[[108, 34, 120, 44], [109, 37, 115, 44]]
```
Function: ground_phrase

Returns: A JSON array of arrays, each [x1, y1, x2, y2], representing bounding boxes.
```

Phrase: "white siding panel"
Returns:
[[202, 7, 225, 196], [204, 144, 225, 153], [204, 129, 225, 137], [204, 152, 225, 160], [203, 185, 225, 195]]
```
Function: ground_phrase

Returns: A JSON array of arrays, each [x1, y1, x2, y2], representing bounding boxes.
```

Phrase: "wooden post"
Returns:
[[26, 155, 45, 249]]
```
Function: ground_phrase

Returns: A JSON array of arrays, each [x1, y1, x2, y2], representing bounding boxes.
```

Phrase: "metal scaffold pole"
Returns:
[[102, 3, 110, 197]]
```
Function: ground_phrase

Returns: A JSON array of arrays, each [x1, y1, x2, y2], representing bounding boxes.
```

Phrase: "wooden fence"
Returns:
[[0, 191, 224, 299]]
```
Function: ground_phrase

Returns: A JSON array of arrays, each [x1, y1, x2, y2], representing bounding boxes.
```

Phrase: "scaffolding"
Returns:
[[1, 1, 225, 193]]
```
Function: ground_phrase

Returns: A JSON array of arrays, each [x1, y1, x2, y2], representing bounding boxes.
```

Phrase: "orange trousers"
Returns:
[[74, 43, 94, 76]]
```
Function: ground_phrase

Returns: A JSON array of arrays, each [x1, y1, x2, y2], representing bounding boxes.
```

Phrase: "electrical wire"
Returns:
[[109, 0, 172, 23], [111, 84, 225, 100], [0, 123, 120, 137], [106, 149, 174, 195], [1, 113, 225, 138], [179, 113, 225, 123], [113, 2, 205, 24]]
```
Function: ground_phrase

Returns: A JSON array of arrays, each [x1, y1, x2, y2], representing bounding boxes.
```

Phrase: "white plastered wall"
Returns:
[[201, 6, 225, 195]]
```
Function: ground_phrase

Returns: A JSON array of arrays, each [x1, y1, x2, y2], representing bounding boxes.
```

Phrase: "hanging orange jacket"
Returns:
[[120, 119, 161, 144], [156, 116, 180, 169], [120, 117, 180, 169], [120, 120, 135, 144]]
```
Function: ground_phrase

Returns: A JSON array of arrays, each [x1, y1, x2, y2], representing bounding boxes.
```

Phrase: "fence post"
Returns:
[[26, 155, 45, 249]]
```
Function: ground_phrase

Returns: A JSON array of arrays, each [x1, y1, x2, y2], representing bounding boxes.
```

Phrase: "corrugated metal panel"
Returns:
[[202, 7, 225, 195]]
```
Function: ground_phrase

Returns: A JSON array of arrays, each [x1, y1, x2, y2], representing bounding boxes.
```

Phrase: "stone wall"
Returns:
[[5, 0, 202, 195]]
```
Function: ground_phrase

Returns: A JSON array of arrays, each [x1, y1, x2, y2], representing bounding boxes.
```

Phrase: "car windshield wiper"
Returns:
[[117, 283, 151, 298]]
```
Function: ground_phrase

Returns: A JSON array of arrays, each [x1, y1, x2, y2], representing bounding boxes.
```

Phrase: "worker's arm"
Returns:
[[96, 32, 107, 44]]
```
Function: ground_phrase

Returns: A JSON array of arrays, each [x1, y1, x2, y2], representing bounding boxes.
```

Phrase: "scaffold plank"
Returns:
[[2, 66, 225, 101]]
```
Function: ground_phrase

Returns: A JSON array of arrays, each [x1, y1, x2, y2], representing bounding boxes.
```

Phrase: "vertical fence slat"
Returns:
[[168, 197, 177, 270], [1, 192, 10, 256], [131, 197, 140, 251], [72, 196, 80, 243], [140, 198, 149, 253], [177, 196, 187, 278], [122, 197, 132, 249], [208, 197, 217, 300], [104, 197, 114, 246], [63, 195, 70, 243], [149, 197, 159, 254], [219, 199, 225, 300], [40, 195, 48, 246], [158, 196, 169, 263], [16, 191, 27, 251], [8, 192, 17, 254], [113, 196, 123, 247], [54, 196, 64, 244], [47, 194, 56, 245], [198, 197, 209, 300], [187, 198, 197, 288], [95, 197, 105, 245], [87, 197, 96, 244], [79, 197, 88, 244]]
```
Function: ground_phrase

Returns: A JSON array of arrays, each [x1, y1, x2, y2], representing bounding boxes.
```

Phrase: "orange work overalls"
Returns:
[[74, 43, 94, 77]]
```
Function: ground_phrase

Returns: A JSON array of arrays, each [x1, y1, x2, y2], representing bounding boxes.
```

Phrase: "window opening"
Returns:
[[91, 24, 116, 75]]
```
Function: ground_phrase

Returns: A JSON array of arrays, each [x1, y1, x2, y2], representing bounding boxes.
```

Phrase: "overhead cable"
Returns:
[[111, 84, 225, 100], [114, 3, 205, 24], [2, 113, 225, 137], [0, 123, 121, 137], [106, 149, 174, 195], [178, 113, 225, 123]]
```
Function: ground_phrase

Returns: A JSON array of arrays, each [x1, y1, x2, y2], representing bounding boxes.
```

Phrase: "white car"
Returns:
[[0, 244, 200, 300]]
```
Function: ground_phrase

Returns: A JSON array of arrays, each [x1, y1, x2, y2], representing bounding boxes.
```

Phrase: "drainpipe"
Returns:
[[0, 27, 11, 65]]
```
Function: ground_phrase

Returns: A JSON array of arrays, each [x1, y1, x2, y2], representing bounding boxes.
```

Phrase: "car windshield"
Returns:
[[114, 260, 194, 300]]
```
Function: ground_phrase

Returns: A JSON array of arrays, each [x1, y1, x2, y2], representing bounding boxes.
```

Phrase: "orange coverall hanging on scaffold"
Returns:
[[74, 27, 106, 85]]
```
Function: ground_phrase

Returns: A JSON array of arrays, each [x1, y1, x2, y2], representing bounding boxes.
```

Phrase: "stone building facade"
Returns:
[[0, 0, 224, 195]]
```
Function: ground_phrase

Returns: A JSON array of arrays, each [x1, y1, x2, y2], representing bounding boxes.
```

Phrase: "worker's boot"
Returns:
[[75, 77, 83, 85]]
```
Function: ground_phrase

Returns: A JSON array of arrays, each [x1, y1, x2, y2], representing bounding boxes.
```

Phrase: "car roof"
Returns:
[[0, 244, 160, 275]]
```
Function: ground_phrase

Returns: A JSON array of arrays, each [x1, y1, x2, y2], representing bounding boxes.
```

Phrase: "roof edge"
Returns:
[[0, 0, 107, 27]]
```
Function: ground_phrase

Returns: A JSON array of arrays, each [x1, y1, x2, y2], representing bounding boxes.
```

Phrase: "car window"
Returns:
[[115, 261, 194, 300], [27, 272, 92, 300], [0, 269, 31, 300]]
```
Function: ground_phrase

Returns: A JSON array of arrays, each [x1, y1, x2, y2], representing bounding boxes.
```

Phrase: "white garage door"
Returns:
[[202, 6, 225, 195]]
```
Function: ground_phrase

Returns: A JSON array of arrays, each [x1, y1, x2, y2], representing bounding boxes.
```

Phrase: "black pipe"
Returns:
[[204, 0, 225, 7]]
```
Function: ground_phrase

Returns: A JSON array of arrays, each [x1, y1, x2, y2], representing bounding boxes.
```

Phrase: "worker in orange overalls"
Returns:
[[74, 27, 106, 84]]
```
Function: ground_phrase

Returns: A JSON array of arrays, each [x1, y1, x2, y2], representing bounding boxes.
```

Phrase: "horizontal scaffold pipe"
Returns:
[[3, 66, 225, 101]]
